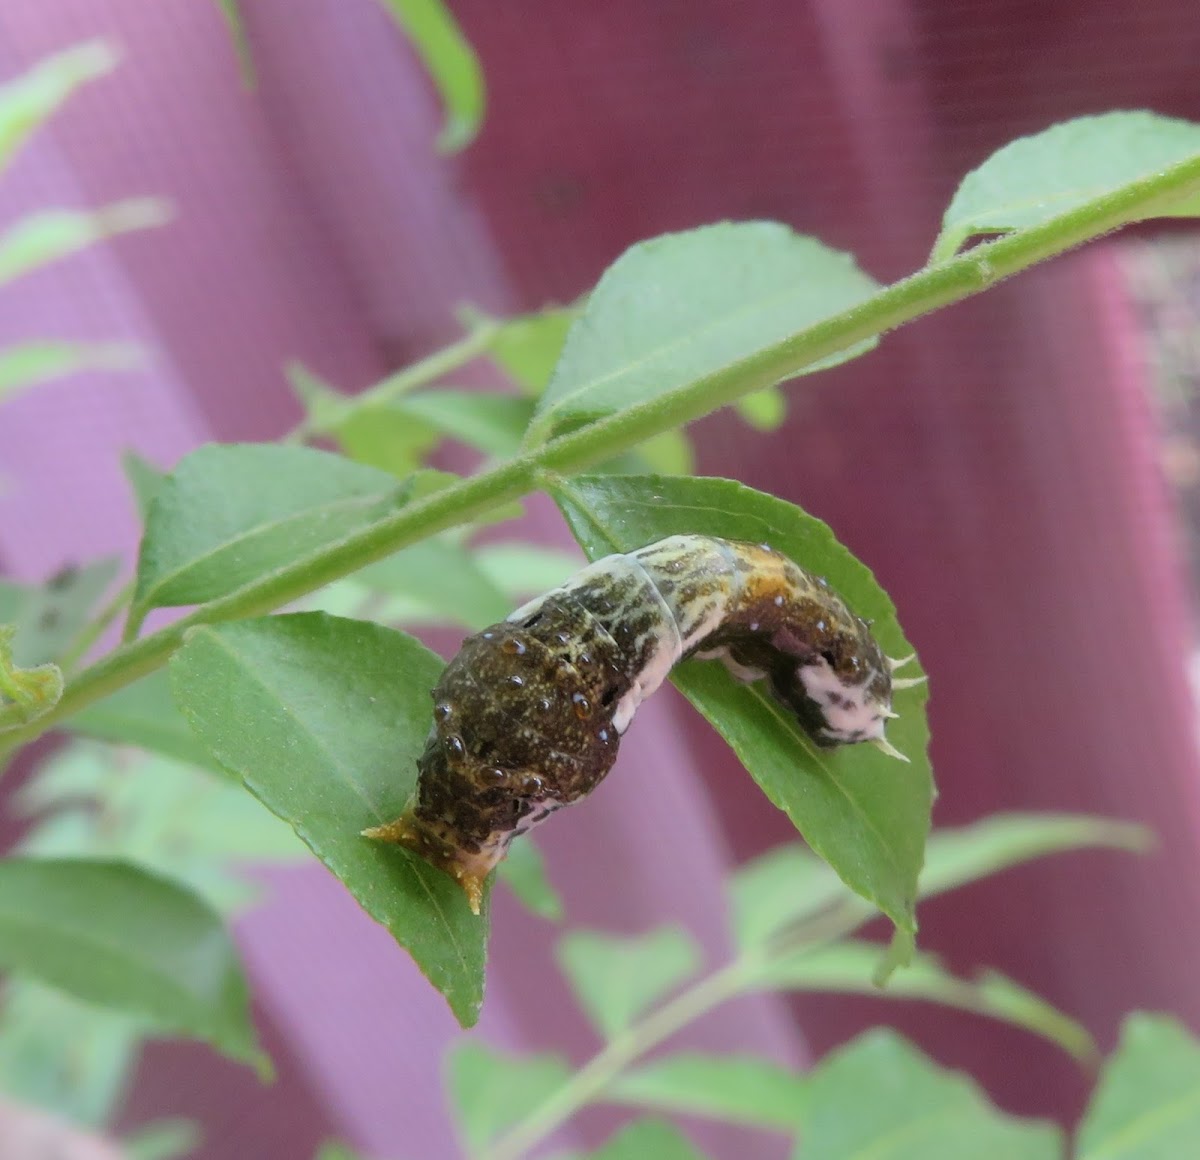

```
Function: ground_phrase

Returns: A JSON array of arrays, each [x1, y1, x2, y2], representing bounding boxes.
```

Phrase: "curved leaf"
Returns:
[[445, 1041, 569, 1154], [131, 444, 406, 623], [0, 42, 116, 173], [556, 925, 702, 1040], [1077, 1014, 1200, 1159], [0, 856, 262, 1069], [797, 1030, 1063, 1159], [530, 222, 881, 442], [553, 473, 932, 952], [589, 1119, 708, 1160], [608, 1053, 808, 1130], [935, 112, 1200, 260], [755, 941, 1095, 1063], [376, 0, 485, 153], [168, 613, 488, 1026]]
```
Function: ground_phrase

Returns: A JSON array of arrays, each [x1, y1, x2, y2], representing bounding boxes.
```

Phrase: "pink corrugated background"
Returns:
[[2, 2, 1200, 1157]]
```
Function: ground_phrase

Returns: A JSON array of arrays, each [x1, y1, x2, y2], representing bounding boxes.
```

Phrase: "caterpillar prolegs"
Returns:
[[364, 535, 919, 912]]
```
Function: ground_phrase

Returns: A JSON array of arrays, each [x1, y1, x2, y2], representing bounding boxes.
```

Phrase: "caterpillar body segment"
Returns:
[[364, 535, 904, 912]]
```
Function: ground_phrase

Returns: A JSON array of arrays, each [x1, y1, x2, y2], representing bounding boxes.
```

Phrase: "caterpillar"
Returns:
[[364, 534, 920, 913]]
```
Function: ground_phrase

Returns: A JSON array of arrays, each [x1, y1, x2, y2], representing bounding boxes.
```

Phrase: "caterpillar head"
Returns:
[[767, 614, 901, 754]]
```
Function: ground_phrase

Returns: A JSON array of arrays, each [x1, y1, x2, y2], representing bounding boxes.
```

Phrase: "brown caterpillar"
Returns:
[[364, 535, 919, 913]]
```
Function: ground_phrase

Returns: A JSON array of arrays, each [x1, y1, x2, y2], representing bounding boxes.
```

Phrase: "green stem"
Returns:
[[481, 959, 755, 1160], [283, 320, 501, 444], [3, 149, 1200, 748], [482, 904, 869, 1160]]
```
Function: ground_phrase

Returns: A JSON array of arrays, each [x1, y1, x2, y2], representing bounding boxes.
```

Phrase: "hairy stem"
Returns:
[[3, 148, 1200, 748]]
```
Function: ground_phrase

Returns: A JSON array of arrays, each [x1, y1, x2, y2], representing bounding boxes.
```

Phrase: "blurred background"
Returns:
[[2, 1, 1200, 1157]]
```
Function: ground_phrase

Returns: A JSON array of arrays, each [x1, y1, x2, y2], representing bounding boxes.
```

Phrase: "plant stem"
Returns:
[[3, 148, 1200, 748], [283, 320, 501, 444], [482, 959, 755, 1160]]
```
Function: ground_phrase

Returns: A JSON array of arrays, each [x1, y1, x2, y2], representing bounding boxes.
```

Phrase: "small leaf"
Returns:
[[0, 341, 143, 404], [556, 925, 702, 1040], [496, 837, 563, 921], [0, 856, 263, 1068], [917, 812, 1154, 900], [482, 305, 578, 395], [530, 223, 881, 442], [123, 1119, 202, 1160], [1077, 1014, 1200, 1159], [554, 473, 931, 952], [608, 1053, 808, 1130], [445, 1041, 570, 1154], [376, 0, 485, 153], [754, 941, 1096, 1064], [335, 405, 441, 476], [130, 444, 404, 621], [729, 813, 1151, 954], [0, 624, 63, 724], [122, 451, 168, 521], [67, 672, 234, 777], [0, 41, 117, 173], [934, 112, 1200, 260], [396, 389, 535, 457], [473, 543, 582, 597], [631, 429, 695, 476], [168, 613, 488, 1026], [215, 0, 256, 88], [1, 557, 120, 668], [0, 201, 171, 286], [797, 1029, 1063, 1159], [0, 978, 141, 1127], [734, 386, 788, 431], [587, 1119, 708, 1160]]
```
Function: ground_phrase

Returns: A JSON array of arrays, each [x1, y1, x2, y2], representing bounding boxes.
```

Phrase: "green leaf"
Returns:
[[554, 473, 932, 953], [587, 1119, 708, 1160], [122, 450, 168, 521], [755, 941, 1095, 1063], [0, 856, 263, 1069], [529, 223, 882, 442], [0, 978, 141, 1127], [130, 444, 405, 622], [730, 813, 1152, 954], [495, 837, 563, 921], [445, 1041, 570, 1153], [0, 341, 142, 404], [123, 1119, 202, 1160], [67, 672, 233, 777], [215, 0, 256, 88], [335, 405, 441, 477], [478, 304, 578, 396], [0, 201, 171, 287], [631, 429, 695, 476], [395, 390, 535, 457], [354, 536, 512, 630], [1077, 1014, 1200, 1159], [0, 557, 119, 669], [473, 543, 582, 598], [168, 613, 488, 1026], [556, 925, 702, 1040], [0, 41, 117, 173], [734, 386, 788, 431], [608, 1053, 808, 1130], [916, 812, 1154, 900], [934, 112, 1200, 260], [797, 1029, 1063, 1159], [376, 0, 485, 153]]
